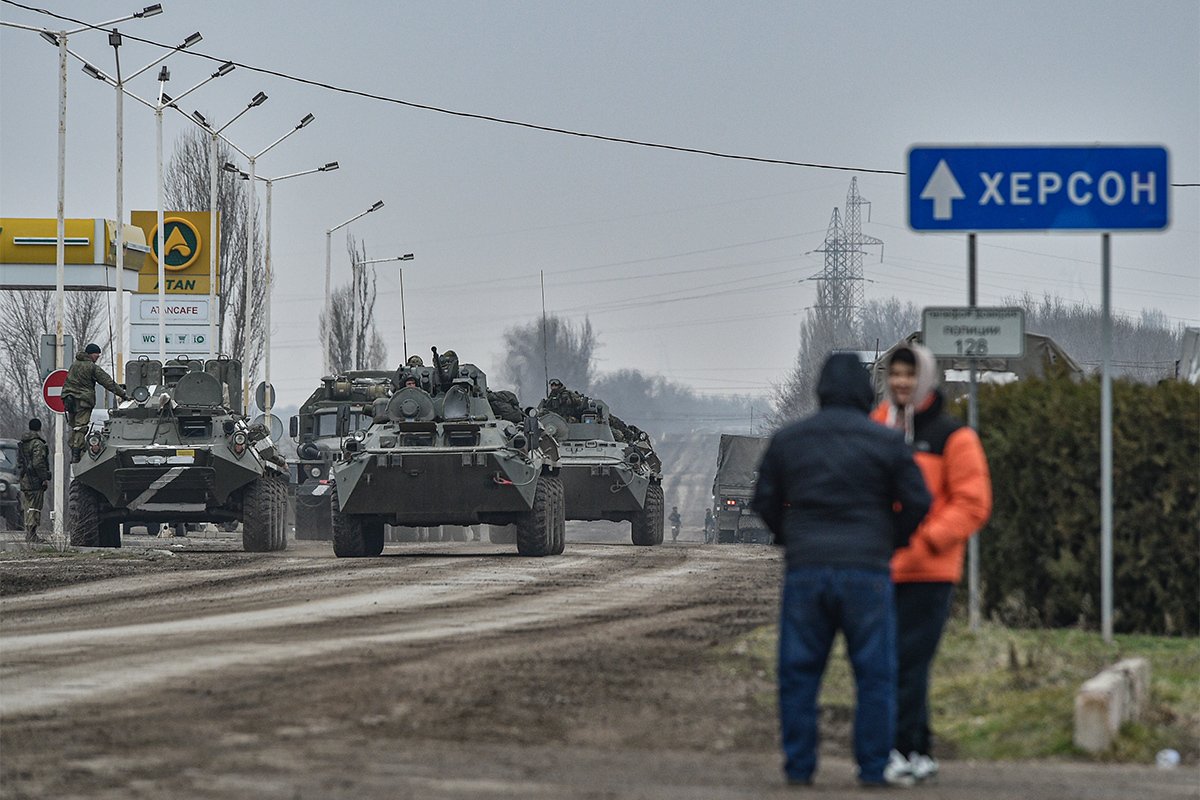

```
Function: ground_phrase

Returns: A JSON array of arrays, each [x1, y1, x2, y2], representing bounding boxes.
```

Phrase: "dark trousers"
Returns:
[[778, 566, 896, 783], [894, 581, 955, 756]]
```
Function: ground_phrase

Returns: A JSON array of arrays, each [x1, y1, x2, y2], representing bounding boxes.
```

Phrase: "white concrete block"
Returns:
[[1112, 657, 1151, 721], [1074, 671, 1126, 752]]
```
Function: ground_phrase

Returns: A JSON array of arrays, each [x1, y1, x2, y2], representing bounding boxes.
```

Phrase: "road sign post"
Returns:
[[908, 143, 1171, 643]]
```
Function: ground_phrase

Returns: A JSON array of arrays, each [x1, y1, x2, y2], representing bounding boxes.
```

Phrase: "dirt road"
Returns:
[[1, 536, 1195, 799]]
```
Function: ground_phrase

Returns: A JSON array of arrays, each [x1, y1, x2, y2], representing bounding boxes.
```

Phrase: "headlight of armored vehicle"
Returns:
[[87, 432, 104, 458], [231, 430, 248, 457], [309, 465, 321, 478], [352, 429, 367, 443], [0, 479, 8, 493]]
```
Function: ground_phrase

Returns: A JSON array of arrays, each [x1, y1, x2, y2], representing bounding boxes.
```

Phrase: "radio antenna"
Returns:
[[540, 270, 550, 394]]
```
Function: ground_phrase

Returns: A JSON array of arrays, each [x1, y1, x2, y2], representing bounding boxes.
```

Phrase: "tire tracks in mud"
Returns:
[[0, 543, 778, 717]]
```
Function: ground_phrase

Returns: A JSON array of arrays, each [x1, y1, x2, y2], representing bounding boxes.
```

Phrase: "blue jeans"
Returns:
[[778, 566, 897, 783], [895, 582, 955, 756]]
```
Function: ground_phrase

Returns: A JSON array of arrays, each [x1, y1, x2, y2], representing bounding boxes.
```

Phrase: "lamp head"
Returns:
[[139, 4, 163, 17], [82, 63, 106, 81], [298, 113, 315, 129], [191, 110, 209, 127], [320, 161, 339, 171], [180, 31, 202, 49], [39, 31, 59, 46], [157, 65, 170, 82], [369, 200, 384, 212], [214, 61, 235, 78], [108, 29, 122, 48], [400, 253, 414, 261], [249, 91, 268, 107]]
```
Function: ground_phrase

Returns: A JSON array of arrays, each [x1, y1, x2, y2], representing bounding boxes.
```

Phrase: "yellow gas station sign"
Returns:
[[131, 210, 220, 294]]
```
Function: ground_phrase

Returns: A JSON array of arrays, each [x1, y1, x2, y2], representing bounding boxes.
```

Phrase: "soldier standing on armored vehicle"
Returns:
[[18, 419, 50, 543], [538, 379, 587, 420], [63, 343, 127, 463]]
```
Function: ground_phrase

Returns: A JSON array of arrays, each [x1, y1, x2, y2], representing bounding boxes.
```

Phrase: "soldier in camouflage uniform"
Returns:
[[538, 378, 587, 421], [17, 418, 50, 543], [63, 343, 127, 462], [406, 355, 424, 368]]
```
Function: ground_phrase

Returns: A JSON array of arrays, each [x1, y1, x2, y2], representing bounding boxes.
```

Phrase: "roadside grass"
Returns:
[[729, 618, 1199, 765]]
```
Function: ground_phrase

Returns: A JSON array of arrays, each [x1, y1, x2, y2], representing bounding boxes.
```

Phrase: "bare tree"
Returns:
[[0, 289, 111, 436], [500, 315, 597, 404], [318, 234, 388, 373], [163, 126, 264, 374]]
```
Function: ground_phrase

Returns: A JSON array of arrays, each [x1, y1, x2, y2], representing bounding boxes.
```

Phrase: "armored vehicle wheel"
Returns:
[[488, 524, 517, 544], [243, 473, 287, 553], [517, 474, 562, 557], [68, 479, 103, 547], [549, 475, 565, 555], [332, 513, 385, 557], [630, 482, 664, 546], [294, 495, 333, 540]]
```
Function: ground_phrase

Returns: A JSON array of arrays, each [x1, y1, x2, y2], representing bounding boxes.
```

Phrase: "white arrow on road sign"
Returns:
[[920, 159, 965, 220]]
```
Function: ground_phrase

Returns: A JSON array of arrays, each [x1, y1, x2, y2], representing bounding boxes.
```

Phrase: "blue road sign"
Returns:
[[908, 145, 1169, 231]]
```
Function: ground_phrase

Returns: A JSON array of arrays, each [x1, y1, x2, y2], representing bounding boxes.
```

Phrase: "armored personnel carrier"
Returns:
[[330, 357, 564, 558], [289, 371, 392, 539], [68, 357, 288, 551], [538, 399, 664, 545]]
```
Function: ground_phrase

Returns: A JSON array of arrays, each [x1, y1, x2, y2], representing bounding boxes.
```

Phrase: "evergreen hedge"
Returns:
[[972, 375, 1198, 635]]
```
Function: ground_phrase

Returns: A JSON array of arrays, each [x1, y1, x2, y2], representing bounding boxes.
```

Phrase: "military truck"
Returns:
[[0, 438, 21, 530], [289, 371, 392, 540], [711, 434, 771, 544], [538, 399, 664, 545], [330, 359, 564, 558], [68, 357, 288, 551]]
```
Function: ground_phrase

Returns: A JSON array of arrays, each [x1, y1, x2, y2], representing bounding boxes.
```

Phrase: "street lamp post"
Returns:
[[191, 91, 267, 357], [325, 201, 384, 374], [5, 3, 164, 547], [350, 254, 413, 369], [77, 26, 203, 382], [225, 161, 339, 418], [220, 113, 316, 415], [154, 59, 233, 362]]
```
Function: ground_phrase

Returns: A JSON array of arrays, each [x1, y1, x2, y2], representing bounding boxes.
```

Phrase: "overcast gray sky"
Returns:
[[2, 0, 1197, 407]]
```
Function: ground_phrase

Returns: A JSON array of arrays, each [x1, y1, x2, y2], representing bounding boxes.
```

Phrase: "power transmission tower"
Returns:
[[813, 177, 884, 345]]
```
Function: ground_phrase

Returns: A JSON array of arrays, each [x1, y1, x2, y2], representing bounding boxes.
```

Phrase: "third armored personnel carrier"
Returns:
[[538, 399, 663, 545], [68, 357, 288, 551], [289, 371, 392, 539], [330, 359, 564, 558]]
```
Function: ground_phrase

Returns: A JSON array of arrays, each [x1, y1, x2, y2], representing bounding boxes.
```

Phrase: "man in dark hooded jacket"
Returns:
[[752, 352, 931, 789]]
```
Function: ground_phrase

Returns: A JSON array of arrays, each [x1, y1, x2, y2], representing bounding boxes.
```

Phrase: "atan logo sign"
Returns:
[[131, 210, 220, 294]]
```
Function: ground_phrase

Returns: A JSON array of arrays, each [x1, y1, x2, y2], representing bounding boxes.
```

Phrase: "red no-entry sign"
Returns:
[[42, 369, 69, 414]]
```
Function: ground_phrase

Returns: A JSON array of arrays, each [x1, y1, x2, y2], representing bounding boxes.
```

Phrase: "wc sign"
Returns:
[[908, 145, 1169, 231]]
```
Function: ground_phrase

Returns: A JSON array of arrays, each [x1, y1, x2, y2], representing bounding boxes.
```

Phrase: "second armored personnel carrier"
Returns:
[[538, 399, 664, 546], [68, 357, 289, 551], [289, 371, 393, 539], [330, 359, 564, 558]]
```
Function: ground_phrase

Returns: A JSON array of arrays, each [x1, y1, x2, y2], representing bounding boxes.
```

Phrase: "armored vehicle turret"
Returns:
[[330, 356, 564, 557], [289, 371, 392, 539], [538, 398, 664, 545], [67, 357, 288, 551]]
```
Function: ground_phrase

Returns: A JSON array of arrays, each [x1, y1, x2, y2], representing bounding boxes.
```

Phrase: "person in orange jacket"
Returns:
[[872, 342, 992, 783]]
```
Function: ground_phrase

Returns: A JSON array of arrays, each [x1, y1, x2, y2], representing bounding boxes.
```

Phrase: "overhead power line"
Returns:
[[7, 0, 1196, 185]]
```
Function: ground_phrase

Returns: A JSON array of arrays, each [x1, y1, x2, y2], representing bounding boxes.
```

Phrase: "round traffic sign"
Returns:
[[255, 381, 276, 412], [42, 368, 69, 414]]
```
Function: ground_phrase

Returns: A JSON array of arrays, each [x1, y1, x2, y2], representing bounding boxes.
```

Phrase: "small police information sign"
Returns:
[[922, 307, 1025, 359]]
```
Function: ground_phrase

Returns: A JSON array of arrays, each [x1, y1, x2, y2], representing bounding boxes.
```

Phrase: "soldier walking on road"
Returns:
[[17, 419, 50, 543], [752, 353, 930, 789], [668, 506, 682, 542], [63, 343, 127, 463]]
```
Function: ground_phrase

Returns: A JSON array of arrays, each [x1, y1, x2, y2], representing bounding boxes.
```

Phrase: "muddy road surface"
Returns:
[[1, 537, 1194, 799]]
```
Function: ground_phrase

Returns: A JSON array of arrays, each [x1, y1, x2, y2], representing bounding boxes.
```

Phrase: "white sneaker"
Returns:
[[908, 752, 939, 782], [882, 750, 916, 787]]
